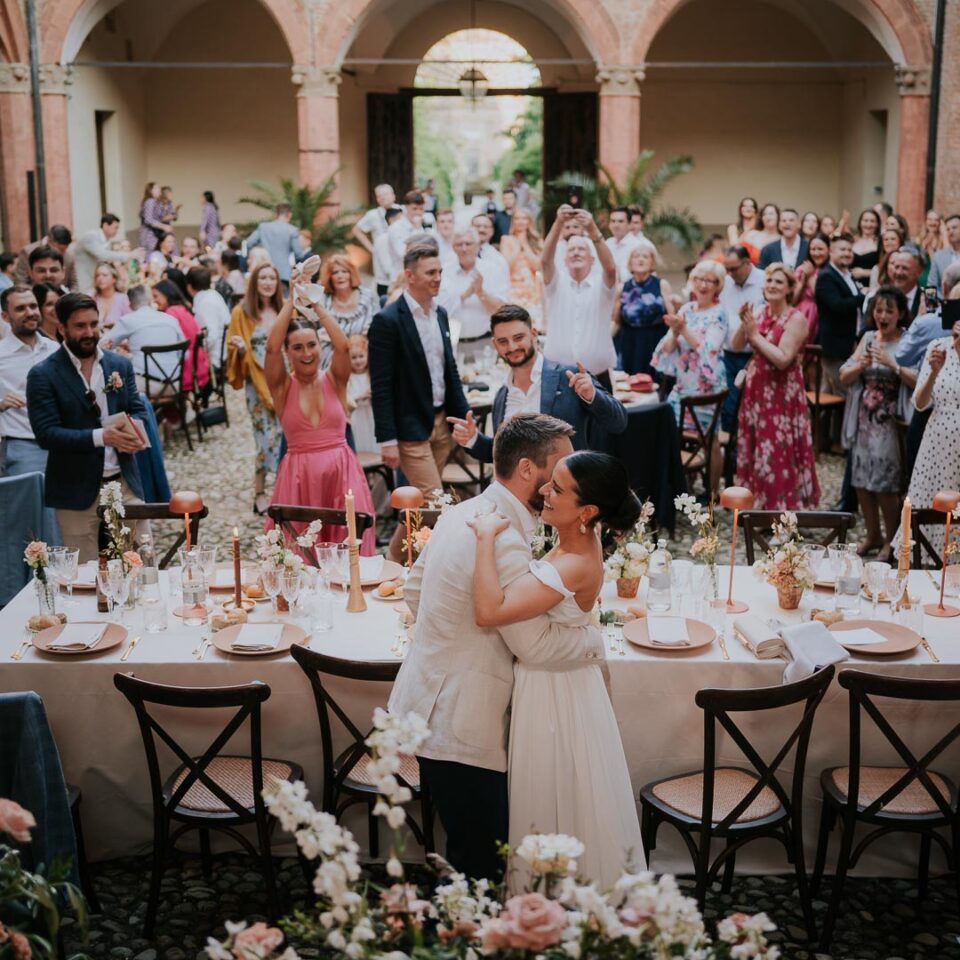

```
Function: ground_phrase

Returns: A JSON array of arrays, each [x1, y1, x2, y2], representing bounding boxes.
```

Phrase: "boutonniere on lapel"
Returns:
[[105, 371, 124, 393]]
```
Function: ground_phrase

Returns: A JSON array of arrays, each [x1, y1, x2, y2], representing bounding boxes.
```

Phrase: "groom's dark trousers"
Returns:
[[418, 757, 508, 882]]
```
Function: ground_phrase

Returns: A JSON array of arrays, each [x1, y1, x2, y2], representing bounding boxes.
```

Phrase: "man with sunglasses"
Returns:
[[27, 293, 148, 561]]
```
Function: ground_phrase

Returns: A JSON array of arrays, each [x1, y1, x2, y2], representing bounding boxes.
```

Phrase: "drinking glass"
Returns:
[[801, 544, 826, 583], [309, 592, 333, 633], [58, 548, 80, 605], [141, 593, 168, 632], [865, 561, 889, 620], [335, 543, 350, 594], [834, 546, 862, 617], [167, 564, 183, 604], [96, 568, 115, 615], [48, 546, 67, 597], [180, 565, 208, 626], [945, 564, 960, 599], [260, 565, 283, 613], [281, 572, 302, 613], [884, 570, 907, 614], [314, 542, 339, 592], [896, 600, 924, 636], [109, 570, 131, 624], [826, 544, 847, 584], [671, 559, 693, 615]]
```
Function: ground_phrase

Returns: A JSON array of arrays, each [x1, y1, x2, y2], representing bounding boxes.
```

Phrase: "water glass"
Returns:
[[315, 541, 338, 591], [335, 543, 350, 593], [945, 565, 960, 599], [96, 568, 115, 614], [834, 545, 862, 617], [166, 564, 183, 603], [802, 543, 826, 582], [281, 572, 302, 612], [309, 592, 333, 633], [260, 565, 283, 612], [826, 544, 847, 583], [864, 561, 889, 619], [141, 595, 168, 633], [180, 566, 208, 626], [109, 570, 132, 624], [896, 601, 924, 636], [670, 559, 693, 614]]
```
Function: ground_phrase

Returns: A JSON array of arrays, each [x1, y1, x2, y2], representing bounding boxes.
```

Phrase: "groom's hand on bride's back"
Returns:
[[466, 512, 510, 539]]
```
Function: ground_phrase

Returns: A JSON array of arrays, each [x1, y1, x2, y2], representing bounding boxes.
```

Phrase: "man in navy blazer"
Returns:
[[369, 239, 470, 560], [757, 208, 808, 270], [447, 304, 627, 462], [27, 292, 147, 561]]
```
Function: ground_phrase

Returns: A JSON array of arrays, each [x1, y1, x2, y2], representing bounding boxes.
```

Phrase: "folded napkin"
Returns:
[[48, 623, 107, 650], [359, 555, 385, 580], [231, 624, 283, 651], [647, 618, 690, 646], [733, 614, 786, 660], [781, 622, 848, 685]]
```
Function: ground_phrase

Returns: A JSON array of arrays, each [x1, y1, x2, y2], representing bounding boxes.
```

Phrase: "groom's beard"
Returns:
[[526, 469, 552, 514]]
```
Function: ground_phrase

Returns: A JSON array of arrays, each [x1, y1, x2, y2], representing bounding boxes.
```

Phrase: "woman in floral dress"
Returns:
[[226, 263, 285, 515], [499, 208, 543, 325], [318, 253, 378, 370], [734, 263, 820, 510], [840, 287, 916, 561]]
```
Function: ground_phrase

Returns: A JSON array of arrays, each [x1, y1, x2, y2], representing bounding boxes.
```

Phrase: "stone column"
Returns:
[[596, 66, 643, 187], [292, 65, 341, 195], [39, 64, 74, 229], [894, 64, 930, 233], [0, 63, 35, 249]]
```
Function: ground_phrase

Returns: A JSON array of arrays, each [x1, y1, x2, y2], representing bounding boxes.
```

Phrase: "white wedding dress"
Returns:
[[508, 559, 645, 890]]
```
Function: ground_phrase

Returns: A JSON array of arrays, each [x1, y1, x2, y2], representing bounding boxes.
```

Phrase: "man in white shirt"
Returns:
[[351, 183, 397, 255], [864, 246, 926, 321], [604, 206, 643, 281], [628, 206, 658, 255], [437, 228, 508, 364], [372, 208, 403, 298], [719, 245, 768, 431], [0, 286, 61, 538], [435, 208, 456, 263], [928, 214, 960, 294], [387, 190, 430, 278], [186, 266, 230, 370], [758, 209, 807, 269], [74, 214, 141, 294], [100, 285, 184, 383], [541, 205, 619, 388], [471, 213, 510, 291]]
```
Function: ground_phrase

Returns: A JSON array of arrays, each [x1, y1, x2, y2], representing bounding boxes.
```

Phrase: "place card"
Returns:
[[231, 624, 283, 651], [836, 627, 888, 646], [48, 623, 107, 650], [648, 618, 690, 646]]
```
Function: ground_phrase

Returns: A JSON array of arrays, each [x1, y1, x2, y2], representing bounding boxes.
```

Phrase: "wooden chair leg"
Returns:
[[819, 816, 855, 950], [199, 828, 213, 878], [918, 831, 932, 898], [368, 805, 380, 859], [256, 810, 281, 922], [721, 844, 736, 894], [144, 815, 167, 938], [70, 795, 101, 914], [790, 817, 817, 943], [694, 829, 712, 913], [810, 799, 834, 896]]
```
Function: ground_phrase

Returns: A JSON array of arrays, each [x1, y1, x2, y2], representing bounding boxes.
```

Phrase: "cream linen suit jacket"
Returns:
[[388, 481, 604, 773]]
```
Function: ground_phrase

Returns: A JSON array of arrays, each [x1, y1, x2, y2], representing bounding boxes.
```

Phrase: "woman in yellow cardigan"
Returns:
[[226, 263, 285, 515]]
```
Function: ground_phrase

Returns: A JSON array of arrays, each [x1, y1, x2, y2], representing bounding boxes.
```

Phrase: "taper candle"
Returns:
[[233, 526, 241, 608]]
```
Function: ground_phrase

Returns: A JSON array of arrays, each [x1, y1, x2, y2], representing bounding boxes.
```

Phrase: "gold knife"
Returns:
[[11, 636, 31, 660], [120, 635, 142, 662], [921, 637, 940, 663]]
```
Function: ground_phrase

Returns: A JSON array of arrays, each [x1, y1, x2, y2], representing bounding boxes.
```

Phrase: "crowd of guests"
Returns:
[[3, 173, 960, 568]]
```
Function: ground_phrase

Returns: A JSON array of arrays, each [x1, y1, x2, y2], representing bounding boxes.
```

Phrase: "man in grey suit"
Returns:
[[927, 213, 960, 295], [245, 203, 304, 285], [74, 214, 141, 294], [447, 304, 627, 461]]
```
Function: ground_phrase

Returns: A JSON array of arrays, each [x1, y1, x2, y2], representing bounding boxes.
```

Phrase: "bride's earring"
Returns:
[[579, 518, 587, 535]]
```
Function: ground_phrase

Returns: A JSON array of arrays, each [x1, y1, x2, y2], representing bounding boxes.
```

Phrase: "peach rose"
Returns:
[[481, 893, 566, 952], [0, 799, 36, 842], [232, 922, 283, 958], [23, 542, 47, 566], [123, 551, 143, 568], [10, 931, 31, 960]]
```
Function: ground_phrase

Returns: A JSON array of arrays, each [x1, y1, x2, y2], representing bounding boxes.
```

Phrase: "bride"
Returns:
[[467, 451, 645, 888]]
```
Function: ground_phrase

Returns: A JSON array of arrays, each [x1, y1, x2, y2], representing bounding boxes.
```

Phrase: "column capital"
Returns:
[[40, 64, 74, 94], [291, 64, 341, 97], [895, 64, 931, 96], [596, 65, 645, 96], [0, 63, 29, 94], [0, 62, 73, 95]]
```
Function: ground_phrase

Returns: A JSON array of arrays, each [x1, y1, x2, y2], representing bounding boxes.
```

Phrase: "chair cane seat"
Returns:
[[358, 451, 385, 469], [169, 756, 295, 812], [441, 463, 479, 484], [806, 390, 844, 407], [651, 767, 781, 823], [828, 766, 954, 816], [344, 752, 420, 791]]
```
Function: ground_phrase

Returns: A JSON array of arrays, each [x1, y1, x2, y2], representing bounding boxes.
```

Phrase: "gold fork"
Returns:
[[11, 635, 31, 660], [195, 637, 211, 660], [921, 637, 940, 663], [718, 632, 731, 661], [120, 635, 142, 662]]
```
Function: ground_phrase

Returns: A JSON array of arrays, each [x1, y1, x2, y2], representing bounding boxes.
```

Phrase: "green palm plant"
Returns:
[[549, 150, 703, 252], [238, 175, 360, 255]]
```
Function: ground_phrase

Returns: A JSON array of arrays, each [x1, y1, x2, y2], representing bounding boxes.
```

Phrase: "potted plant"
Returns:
[[753, 512, 817, 610], [604, 501, 656, 599]]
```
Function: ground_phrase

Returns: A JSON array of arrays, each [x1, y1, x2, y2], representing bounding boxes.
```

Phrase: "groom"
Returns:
[[389, 412, 603, 880]]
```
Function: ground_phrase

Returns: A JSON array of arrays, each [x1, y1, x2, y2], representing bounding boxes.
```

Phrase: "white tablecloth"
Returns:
[[2, 568, 958, 876]]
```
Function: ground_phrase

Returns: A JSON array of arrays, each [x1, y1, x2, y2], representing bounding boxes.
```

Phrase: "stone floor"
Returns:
[[60, 852, 960, 960]]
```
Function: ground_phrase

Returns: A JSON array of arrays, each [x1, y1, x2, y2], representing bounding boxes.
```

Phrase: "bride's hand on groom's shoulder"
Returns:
[[466, 512, 510, 539]]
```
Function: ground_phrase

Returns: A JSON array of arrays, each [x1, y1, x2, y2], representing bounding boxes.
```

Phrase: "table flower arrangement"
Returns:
[[0, 797, 87, 958], [255, 529, 304, 611], [674, 494, 721, 600], [753, 512, 816, 610], [402, 490, 457, 559], [99, 481, 141, 575], [206, 710, 780, 960], [604, 500, 655, 598], [23, 541, 58, 618]]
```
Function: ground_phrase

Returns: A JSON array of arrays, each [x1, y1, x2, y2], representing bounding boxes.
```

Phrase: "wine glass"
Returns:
[[57, 548, 80, 605], [108, 568, 131, 624], [335, 543, 350, 595], [48, 546, 67, 597], [96, 568, 115, 615], [260, 565, 283, 613], [314, 541, 338, 592], [865, 561, 889, 620], [671, 559, 693, 615], [281, 572, 302, 614], [801, 544, 826, 583]]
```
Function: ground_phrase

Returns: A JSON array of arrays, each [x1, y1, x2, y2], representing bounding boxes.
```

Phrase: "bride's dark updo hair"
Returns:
[[565, 451, 642, 534]]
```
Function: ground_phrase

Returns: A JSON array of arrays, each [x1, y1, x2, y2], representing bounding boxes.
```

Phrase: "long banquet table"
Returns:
[[2, 567, 959, 877]]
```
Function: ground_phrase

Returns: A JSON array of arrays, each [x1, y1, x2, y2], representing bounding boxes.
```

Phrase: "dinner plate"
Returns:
[[828, 619, 921, 656], [71, 561, 100, 591], [209, 564, 259, 592], [32, 621, 126, 655], [622, 617, 716, 652], [371, 589, 406, 602], [329, 559, 404, 589], [211, 622, 306, 656]]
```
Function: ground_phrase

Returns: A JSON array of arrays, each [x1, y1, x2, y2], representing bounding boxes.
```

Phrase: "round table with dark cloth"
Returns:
[[610, 401, 685, 533]]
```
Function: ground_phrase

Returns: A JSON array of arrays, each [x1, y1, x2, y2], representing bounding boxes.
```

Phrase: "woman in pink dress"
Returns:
[[734, 263, 820, 510], [792, 232, 830, 343], [152, 280, 210, 393], [264, 273, 376, 555]]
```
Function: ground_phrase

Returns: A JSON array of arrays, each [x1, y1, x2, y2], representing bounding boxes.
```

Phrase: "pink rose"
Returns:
[[0, 799, 36, 842], [23, 542, 47, 563], [232, 922, 283, 958], [380, 883, 430, 918], [123, 551, 143, 567], [482, 893, 566, 952], [10, 931, 31, 960]]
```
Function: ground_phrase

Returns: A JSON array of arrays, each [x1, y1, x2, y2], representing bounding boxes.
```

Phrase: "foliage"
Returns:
[[548, 150, 703, 252], [0, 798, 88, 959], [206, 711, 780, 960], [753, 512, 817, 590], [413, 99, 458, 208], [493, 98, 543, 189], [674, 494, 721, 568], [604, 501, 656, 580], [238, 177, 359, 256]]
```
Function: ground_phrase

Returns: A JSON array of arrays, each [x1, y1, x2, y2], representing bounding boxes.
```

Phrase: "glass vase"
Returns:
[[35, 576, 57, 617]]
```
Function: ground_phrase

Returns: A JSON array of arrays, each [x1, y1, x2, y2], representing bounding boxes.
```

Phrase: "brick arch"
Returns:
[[0, 1, 27, 62], [320, 0, 621, 67], [630, 0, 932, 66], [42, 0, 310, 64]]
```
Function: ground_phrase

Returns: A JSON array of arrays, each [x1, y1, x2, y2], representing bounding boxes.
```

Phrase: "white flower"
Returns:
[[296, 519, 324, 549], [204, 938, 234, 960], [386, 856, 404, 877], [515, 833, 584, 875]]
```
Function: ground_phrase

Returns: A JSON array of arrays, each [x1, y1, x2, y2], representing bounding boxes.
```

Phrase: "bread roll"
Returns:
[[378, 580, 399, 598]]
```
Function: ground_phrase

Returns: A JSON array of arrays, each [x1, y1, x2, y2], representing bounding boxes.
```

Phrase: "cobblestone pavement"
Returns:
[[61, 852, 960, 959]]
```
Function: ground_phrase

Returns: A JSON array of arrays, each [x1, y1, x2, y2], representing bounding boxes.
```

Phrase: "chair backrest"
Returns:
[[740, 510, 856, 565], [113, 673, 271, 820], [802, 345, 823, 399], [837, 669, 960, 820], [290, 644, 402, 811], [694, 664, 835, 831], [911, 509, 947, 569], [678, 390, 727, 492], [143, 340, 189, 408], [266, 505, 374, 562], [96, 502, 209, 568]]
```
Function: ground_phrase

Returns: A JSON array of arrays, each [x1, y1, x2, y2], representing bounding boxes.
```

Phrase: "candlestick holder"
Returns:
[[714, 486, 754, 613], [924, 490, 960, 618], [169, 490, 204, 552], [346, 541, 367, 612], [221, 597, 256, 613]]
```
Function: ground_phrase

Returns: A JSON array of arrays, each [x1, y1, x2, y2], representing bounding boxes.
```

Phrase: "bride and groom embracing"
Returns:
[[388, 412, 645, 888]]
